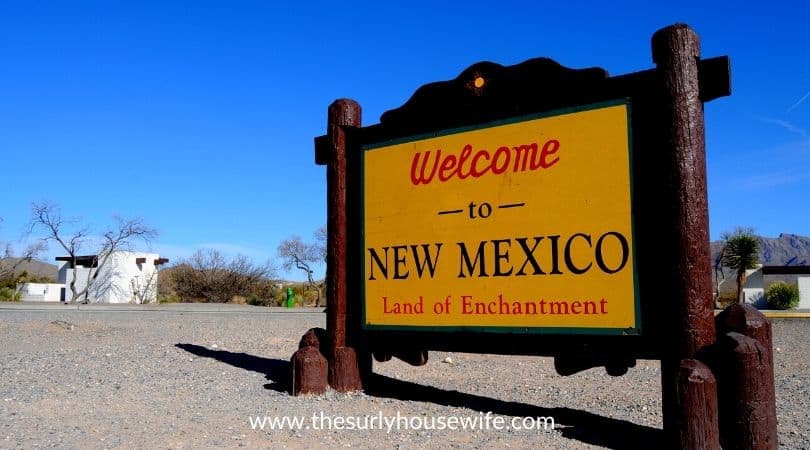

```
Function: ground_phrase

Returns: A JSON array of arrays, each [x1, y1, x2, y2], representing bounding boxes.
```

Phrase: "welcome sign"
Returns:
[[361, 100, 639, 334]]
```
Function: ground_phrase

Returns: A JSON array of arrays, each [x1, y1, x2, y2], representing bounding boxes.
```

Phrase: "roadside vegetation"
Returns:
[[1, 216, 52, 301], [157, 255, 323, 306], [3, 205, 327, 307], [766, 282, 800, 310]]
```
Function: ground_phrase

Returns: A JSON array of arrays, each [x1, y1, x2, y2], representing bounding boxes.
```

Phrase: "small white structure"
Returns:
[[741, 265, 810, 310], [54, 251, 168, 303], [741, 265, 766, 307], [18, 283, 65, 302]]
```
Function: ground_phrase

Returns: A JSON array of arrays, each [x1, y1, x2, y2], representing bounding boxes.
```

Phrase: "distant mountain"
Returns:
[[0, 258, 58, 281], [711, 233, 810, 293], [711, 233, 810, 267]]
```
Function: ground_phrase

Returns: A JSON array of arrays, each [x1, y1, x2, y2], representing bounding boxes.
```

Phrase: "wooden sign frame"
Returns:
[[293, 23, 777, 449], [324, 49, 732, 367]]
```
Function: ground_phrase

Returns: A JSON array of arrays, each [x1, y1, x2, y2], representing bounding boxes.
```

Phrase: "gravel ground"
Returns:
[[0, 305, 807, 449]]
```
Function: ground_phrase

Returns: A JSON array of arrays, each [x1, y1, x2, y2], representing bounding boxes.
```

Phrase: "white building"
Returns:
[[761, 265, 810, 310], [741, 265, 766, 307], [740, 265, 810, 309], [20, 251, 168, 303], [799, 277, 810, 309], [17, 283, 65, 302]]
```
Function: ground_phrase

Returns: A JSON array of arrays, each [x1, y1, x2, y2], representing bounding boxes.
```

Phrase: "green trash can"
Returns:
[[286, 288, 294, 308]]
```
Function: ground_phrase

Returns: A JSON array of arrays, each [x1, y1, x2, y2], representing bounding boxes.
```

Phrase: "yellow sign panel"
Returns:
[[362, 100, 638, 334]]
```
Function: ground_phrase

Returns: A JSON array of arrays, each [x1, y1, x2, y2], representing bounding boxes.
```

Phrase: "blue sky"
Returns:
[[1, 1, 808, 280]]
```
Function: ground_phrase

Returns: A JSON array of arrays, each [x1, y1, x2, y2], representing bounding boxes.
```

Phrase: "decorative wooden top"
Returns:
[[380, 58, 609, 132], [314, 54, 728, 165]]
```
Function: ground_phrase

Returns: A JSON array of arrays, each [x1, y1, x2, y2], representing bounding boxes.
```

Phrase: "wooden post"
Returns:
[[715, 332, 778, 449], [716, 303, 774, 368], [651, 24, 719, 448], [325, 99, 363, 392], [290, 328, 328, 395], [675, 359, 720, 449], [715, 305, 778, 449]]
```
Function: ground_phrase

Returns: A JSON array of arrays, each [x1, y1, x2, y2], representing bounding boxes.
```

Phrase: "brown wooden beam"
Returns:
[[325, 99, 362, 392], [652, 23, 719, 449]]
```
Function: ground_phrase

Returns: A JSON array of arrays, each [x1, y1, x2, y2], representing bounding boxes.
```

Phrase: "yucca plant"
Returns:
[[720, 227, 760, 304]]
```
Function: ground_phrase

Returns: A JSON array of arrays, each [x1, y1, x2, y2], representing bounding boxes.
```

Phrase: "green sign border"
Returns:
[[359, 98, 641, 336]]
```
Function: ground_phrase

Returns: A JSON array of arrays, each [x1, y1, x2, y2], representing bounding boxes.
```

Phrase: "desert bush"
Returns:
[[271, 285, 318, 307], [0, 287, 20, 301], [766, 282, 799, 310], [170, 249, 277, 303], [247, 280, 281, 306], [157, 293, 181, 304], [274, 289, 289, 306], [246, 294, 276, 307], [157, 266, 177, 297]]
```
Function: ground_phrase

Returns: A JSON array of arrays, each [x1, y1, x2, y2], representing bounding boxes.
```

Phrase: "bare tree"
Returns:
[[1, 241, 47, 284], [170, 249, 276, 303], [278, 235, 323, 306], [0, 218, 47, 290], [314, 225, 327, 260], [130, 265, 159, 304], [29, 202, 157, 303]]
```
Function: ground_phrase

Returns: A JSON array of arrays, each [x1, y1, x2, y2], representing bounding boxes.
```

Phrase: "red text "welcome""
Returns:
[[410, 139, 561, 186]]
